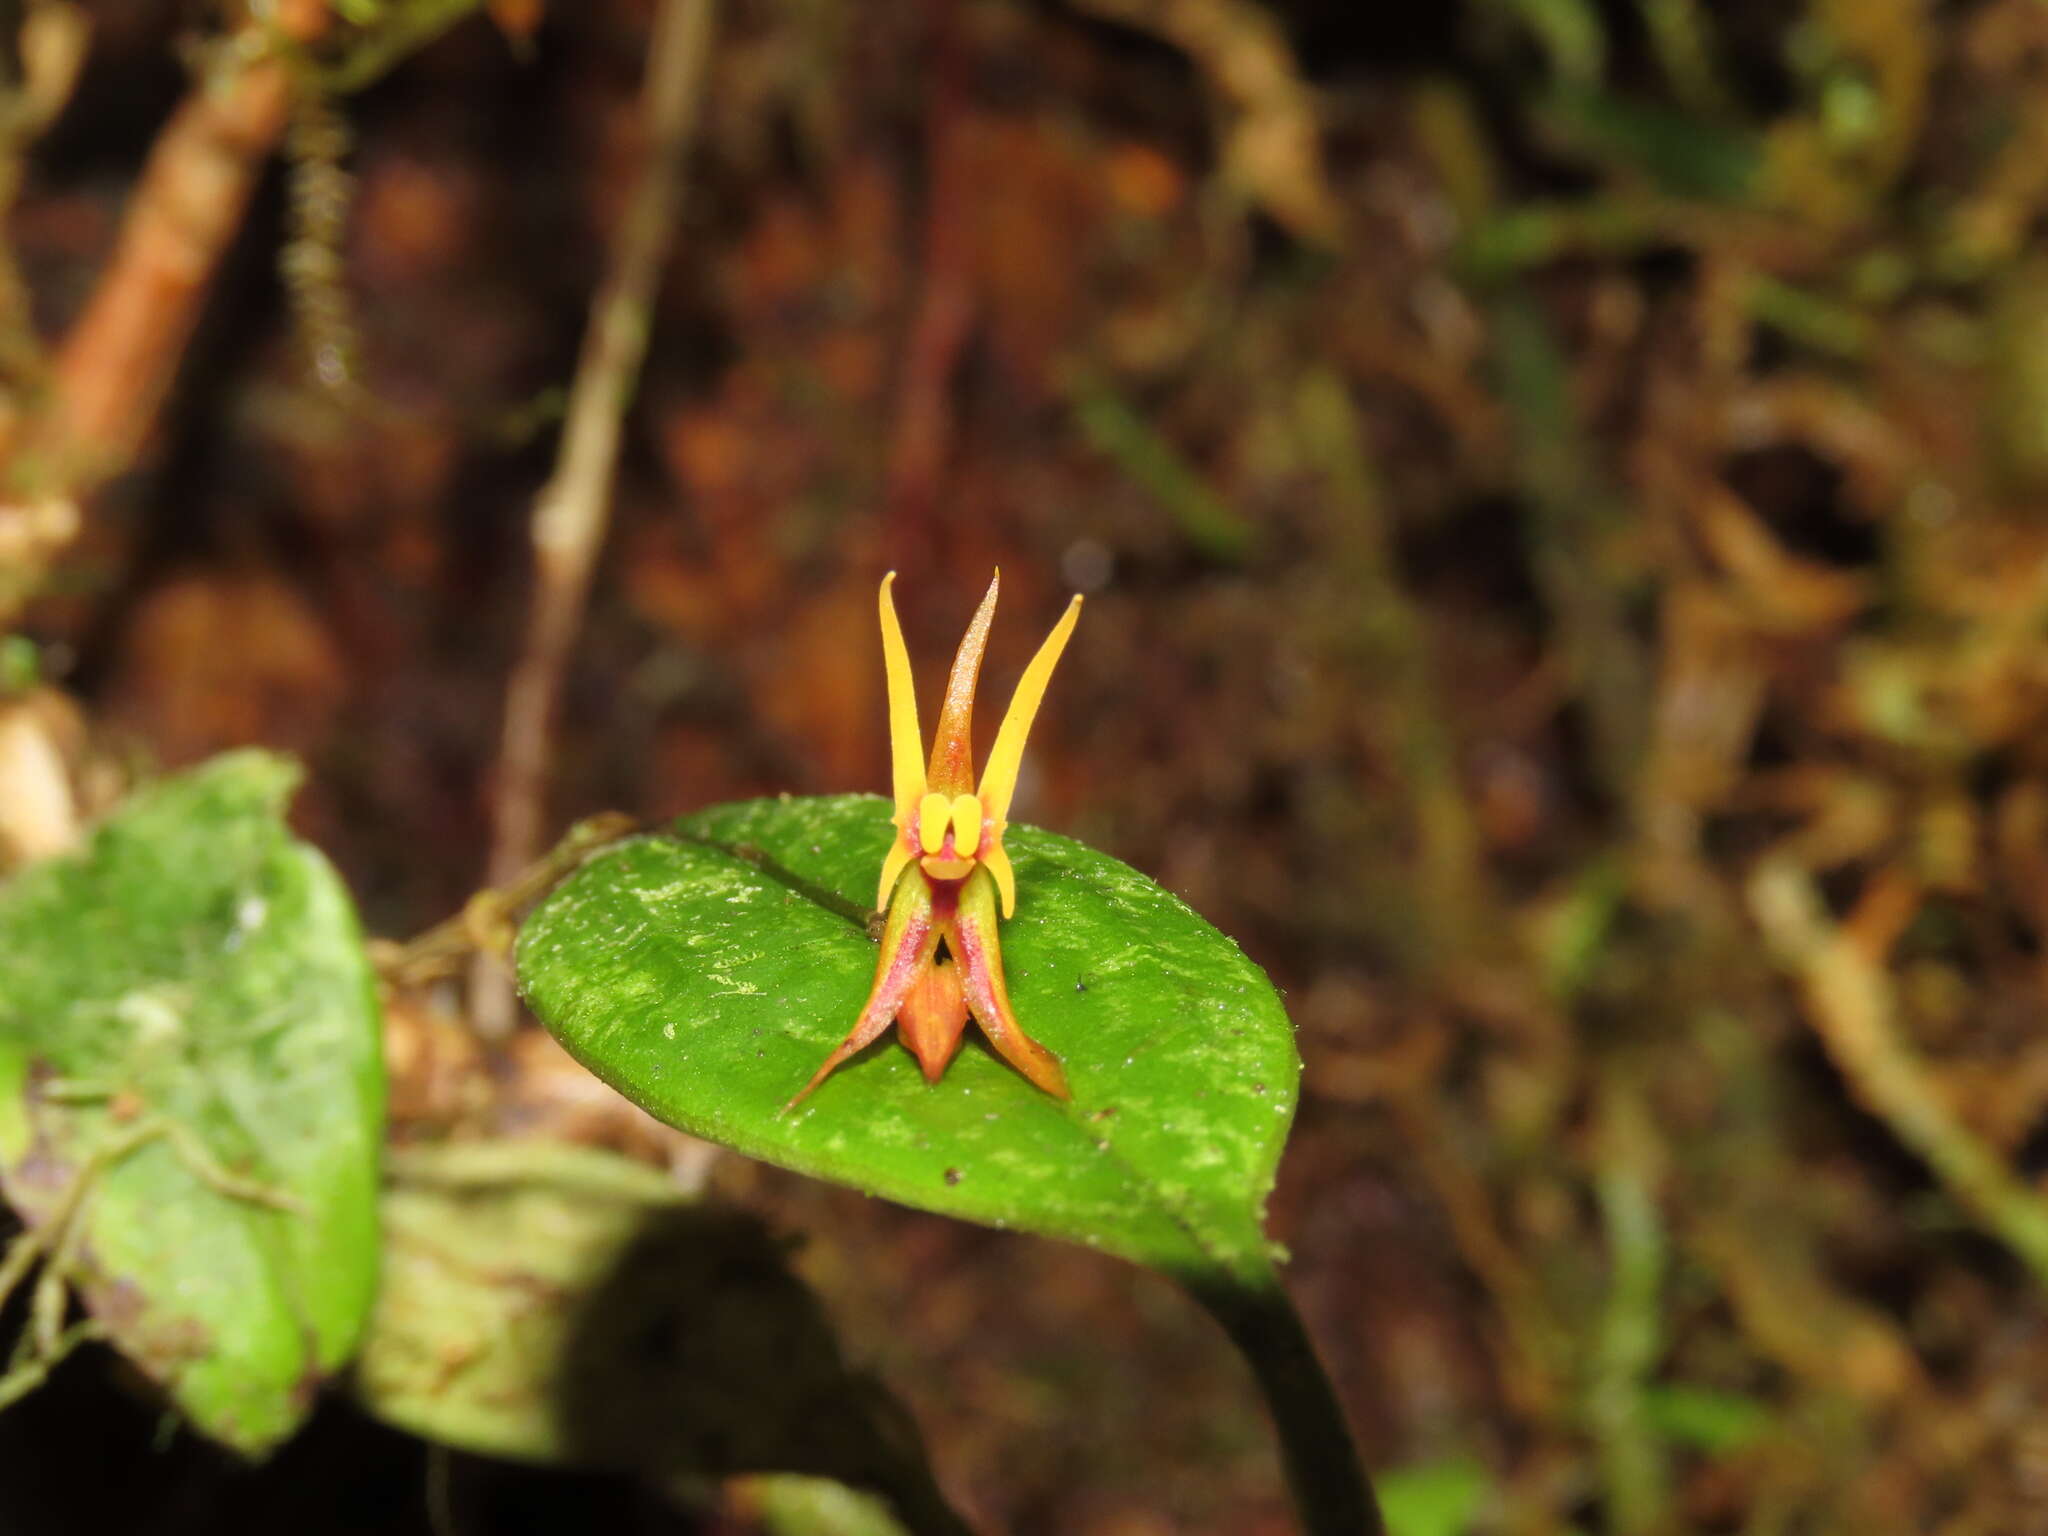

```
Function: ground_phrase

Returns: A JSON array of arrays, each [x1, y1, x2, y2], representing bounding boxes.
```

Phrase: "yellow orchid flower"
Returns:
[[788, 570, 1082, 1107]]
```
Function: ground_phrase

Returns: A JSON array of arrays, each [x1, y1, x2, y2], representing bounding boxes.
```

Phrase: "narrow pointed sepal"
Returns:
[[879, 573, 927, 823], [785, 871, 939, 1110], [925, 571, 1000, 796], [977, 593, 1082, 829], [950, 868, 1069, 1099], [897, 955, 970, 1082], [876, 836, 914, 915]]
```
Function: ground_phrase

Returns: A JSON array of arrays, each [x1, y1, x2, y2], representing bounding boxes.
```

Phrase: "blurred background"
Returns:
[[5, 0, 2048, 1531]]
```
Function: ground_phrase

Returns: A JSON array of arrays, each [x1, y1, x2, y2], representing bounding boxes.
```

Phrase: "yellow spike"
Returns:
[[917, 791, 952, 856], [925, 571, 1000, 797], [981, 837, 1017, 919], [977, 594, 1082, 828], [878, 573, 926, 824], [950, 793, 983, 854]]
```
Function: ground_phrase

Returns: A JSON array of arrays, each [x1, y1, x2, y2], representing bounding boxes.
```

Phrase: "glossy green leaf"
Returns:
[[519, 794, 1376, 1535], [515, 793, 1299, 1284], [0, 751, 385, 1454]]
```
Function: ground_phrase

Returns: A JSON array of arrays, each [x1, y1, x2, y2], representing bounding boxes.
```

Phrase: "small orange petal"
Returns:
[[898, 956, 970, 1082]]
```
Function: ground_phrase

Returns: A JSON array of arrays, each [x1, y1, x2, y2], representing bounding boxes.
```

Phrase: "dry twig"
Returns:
[[1068, 0, 1339, 243], [474, 0, 719, 1038], [1750, 861, 2048, 1289]]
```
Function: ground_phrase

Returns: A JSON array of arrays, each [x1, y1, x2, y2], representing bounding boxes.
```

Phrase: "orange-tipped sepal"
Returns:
[[949, 867, 1069, 1099], [786, 871, 939, 1110]]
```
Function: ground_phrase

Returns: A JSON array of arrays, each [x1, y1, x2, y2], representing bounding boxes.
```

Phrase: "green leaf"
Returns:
[[0, 751, 385, 1454], [1538, 88, 1761, 200], [1639, 1383, 1772, 1455], [356, 1139, 969, 1533], [1377, 1456, 1489, 1536], [0, 635, 38, 695], [355, 1140, 691, 1464], [517, 795, 1384, 1535], [1067, 371, 1256, 564], [516, 793, 1299, 1284], [738, 1476, 913, 1536]]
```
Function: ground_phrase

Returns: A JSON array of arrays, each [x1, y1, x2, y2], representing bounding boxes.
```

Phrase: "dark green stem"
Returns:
[[1185, 1264, 1381, 1535]]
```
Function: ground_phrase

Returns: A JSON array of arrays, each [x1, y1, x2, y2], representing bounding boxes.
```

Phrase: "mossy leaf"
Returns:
[[515, 794, 1299, 1283], [0, 751, 385, 1454]]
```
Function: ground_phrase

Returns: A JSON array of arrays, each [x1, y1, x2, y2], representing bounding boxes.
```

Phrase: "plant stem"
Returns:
[[1185, 1262, 1381, 1535], [1751, 861, 2048, 1289]]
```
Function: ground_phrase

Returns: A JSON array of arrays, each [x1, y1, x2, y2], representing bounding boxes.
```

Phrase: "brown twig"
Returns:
[[40, 61, 289, 473], [1750, 860, 2048, 1290], [374, 811, 636, 989], [0, 12, 321, 622], [473, 0, 719, 1039]]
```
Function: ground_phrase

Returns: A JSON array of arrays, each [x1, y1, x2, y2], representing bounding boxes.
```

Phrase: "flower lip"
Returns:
[[912, 790, 984, 881]]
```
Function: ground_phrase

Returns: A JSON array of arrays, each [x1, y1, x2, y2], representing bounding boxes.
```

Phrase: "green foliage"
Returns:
[[0, 751, 385, 1453], [1639, 1383, 1772, 1455], [306, 0, 491, 93], [518, 794, 1375, 1533], [0, 635, 36, 694], [1067, 372, 1256, 564], [516, 794, 1299, 1285], [356, 1139, 692, 1463], [1540, 88, 1760, 199], [1377, 1456, 1489, 1536]]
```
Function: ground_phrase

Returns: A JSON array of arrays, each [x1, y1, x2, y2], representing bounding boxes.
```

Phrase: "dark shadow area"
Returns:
[[555, 1204, 972, 1536], [0, 1349, 710, 1536]]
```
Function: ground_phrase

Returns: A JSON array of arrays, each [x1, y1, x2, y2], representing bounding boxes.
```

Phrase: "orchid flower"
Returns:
[[788, 571, 1082, 1108]]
